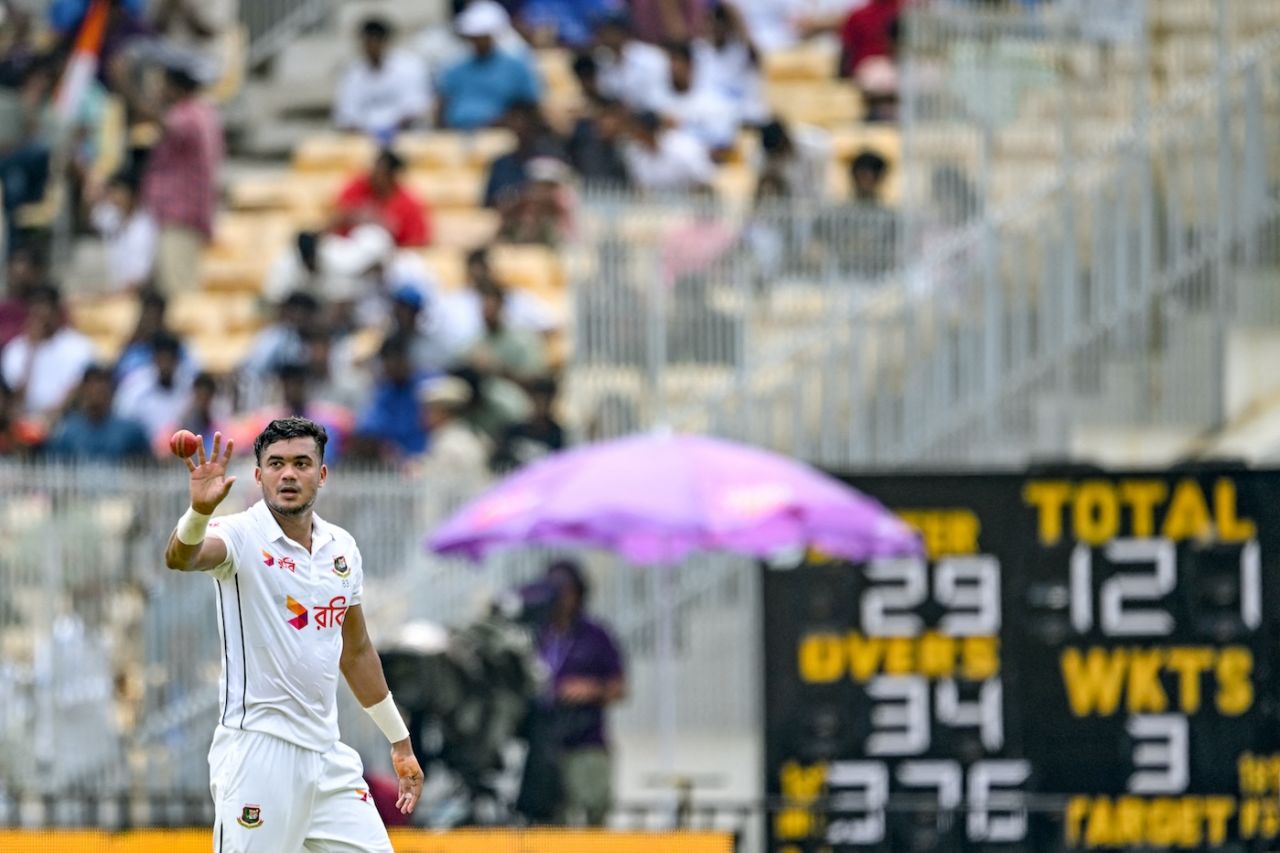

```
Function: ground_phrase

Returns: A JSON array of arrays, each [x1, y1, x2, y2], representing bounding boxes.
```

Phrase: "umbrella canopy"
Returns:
[[429, 433, 920, 564]]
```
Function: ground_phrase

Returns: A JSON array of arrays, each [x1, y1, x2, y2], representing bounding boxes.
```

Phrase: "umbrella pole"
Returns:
[[657, 562, 677, 798]]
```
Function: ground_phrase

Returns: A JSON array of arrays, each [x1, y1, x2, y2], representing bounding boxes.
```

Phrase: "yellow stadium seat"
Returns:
[[169, 292, 262, 337], [463, 128, 518, 166], [407, 169, 484, 209], [763, 46, 838, 82], [712, 163, 756, 206], [68, 295, 137, 338], [431, 208, 501, 249], [490, 243, 564, 297], [190, 331, 257, 375], [292, 133, 377, 173], [209, 24, 248, 105], [396, 132, 466, 169], [420, 246, 467, 288], [766, 82, 864, 126]]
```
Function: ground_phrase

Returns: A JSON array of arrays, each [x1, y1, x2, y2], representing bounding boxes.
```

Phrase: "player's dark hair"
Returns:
[[254, 417, 328, 464]]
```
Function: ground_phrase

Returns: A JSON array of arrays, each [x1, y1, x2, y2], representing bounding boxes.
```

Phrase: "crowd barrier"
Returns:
[[0, 828, 737, 853]]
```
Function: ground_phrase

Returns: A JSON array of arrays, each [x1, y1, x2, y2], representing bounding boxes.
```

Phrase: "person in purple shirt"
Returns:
[[534, 559, 626, 825]]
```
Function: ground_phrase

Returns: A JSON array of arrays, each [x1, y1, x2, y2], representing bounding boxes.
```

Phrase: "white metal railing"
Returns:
[[567, 13, 1280, 468], [0, 460, 759, 824]]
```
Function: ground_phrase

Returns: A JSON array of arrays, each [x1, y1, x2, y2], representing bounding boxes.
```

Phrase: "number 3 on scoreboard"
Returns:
[[1069, 538, 1261, 635]]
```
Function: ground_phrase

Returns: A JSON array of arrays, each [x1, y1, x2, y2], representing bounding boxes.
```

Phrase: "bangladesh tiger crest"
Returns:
[[237, 804, 263, 828], [333, 555, 350, 578]]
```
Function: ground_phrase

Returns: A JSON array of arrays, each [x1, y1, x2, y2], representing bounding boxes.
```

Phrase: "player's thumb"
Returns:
[[219, 476, 237, 497]]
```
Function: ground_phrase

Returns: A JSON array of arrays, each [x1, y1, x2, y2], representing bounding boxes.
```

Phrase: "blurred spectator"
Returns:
[[519, 0, 620, 48], [0, 379, 28, 454], [238, 361, 353, 461], [415, 0, 530, 86], [333, 149, 432, 248], [693, 3, 767, 126], [452, 365, 530, 444], [533, 559, 625, 826], [490, 375, 565, 471], [114, 289, 194, 380], [837, 0, 902, 78], [0, 241, 46, 348], [629, 0, 704, 45], [91, 169, 157, 292], [334, 16, 431, 141], [150, 0, 238, 74], [389, 284, 454, 374], [44, 364, 151, 459], [0, 5, 39, 88], [425, 247, 556, 360], [114, 330, 193, 442], [169, 371, 228, 454], [851, 148, 889, 202], [263, 230, 324, 303], [730, 0, 805, 52], [622, 111, 715, 192], [438, 3, 540, 130], [354, 334, 429, 457], [483, 101, 565, 208], [757, 118, 829, 201], [303, 327, 366, 412], [742, 169, 793, 283], [119, 58, 223, 295], [567, 97, 629, 187], [592, 14, 668, 112], [464, 285, 548, 383], [570, 51, 602, 104], [811, 151, 897, 278], [1, 284, 94, 421], [655, 41, 739, 156], [415, 375, 490, 474], [242, 291, 321, 382], [497, 156, 574, 246]]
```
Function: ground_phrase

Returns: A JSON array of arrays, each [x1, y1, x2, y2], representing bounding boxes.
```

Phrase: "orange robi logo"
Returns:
[[285, 595, 308, 630]]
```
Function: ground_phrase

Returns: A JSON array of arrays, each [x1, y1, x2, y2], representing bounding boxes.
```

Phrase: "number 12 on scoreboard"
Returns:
[[1068, 538, 1261, 636]]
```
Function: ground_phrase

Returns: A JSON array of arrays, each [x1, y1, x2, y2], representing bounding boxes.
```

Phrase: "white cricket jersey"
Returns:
[[204, 500, 364, 753]]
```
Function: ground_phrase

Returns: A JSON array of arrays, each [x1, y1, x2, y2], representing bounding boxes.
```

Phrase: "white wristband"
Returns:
[[364, 692, 410, 744], [176, 507, 211, 546]]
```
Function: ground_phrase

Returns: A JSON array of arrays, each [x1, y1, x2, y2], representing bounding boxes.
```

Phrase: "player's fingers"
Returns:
[[184, 455, 196, 473], [196, 435, 207, 466], [222, 437, 235, 464], [210, 432, 222, 462], [219, 476, 237, 499]]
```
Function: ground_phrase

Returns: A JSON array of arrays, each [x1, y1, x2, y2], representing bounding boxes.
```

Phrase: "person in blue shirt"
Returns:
[[45, 365, 152, 460], [353, 334, 431, 458], [437, 2, 540, 130], [520, 0, 621, 48]]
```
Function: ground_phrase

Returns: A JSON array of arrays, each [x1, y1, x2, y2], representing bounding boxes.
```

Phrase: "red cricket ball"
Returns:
[[169, 429, 200, 459]]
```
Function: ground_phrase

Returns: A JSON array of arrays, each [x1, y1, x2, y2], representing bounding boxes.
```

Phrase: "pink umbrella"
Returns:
[[428, 433, 919, 779], [429, 432, 920, 563]]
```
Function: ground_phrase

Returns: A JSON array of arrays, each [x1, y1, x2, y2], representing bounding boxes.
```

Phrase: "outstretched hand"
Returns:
[[391, 741, 423, 815], [185, 432, 236, 514]]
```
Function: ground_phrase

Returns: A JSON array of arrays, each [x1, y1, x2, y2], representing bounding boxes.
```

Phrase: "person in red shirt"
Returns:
[[839, 0, 903, 77], [332, 149, 432, 248]]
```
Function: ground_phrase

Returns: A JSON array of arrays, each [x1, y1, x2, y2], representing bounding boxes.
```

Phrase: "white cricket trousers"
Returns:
[[209, 725, 394, 852]]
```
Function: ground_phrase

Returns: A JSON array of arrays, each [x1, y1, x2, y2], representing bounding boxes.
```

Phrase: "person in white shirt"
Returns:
[[0, 285, 95, 421], [592, 14, 670, 112], [693, 4, 768, 126], [164, 418, 424, 850], [115, 331, 195, 444], [414, 0, 531, 85], [622, 111, 716, 192], [334, 17, 433, 140], [655, 42, 741, 155], [91, 171, 158, 293]]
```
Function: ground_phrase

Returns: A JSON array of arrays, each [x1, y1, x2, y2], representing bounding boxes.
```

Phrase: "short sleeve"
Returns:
[[204, 515, 242, 581]]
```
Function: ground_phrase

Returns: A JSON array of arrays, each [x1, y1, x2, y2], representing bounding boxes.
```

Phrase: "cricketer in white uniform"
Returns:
[[164, 417, 424, 852]]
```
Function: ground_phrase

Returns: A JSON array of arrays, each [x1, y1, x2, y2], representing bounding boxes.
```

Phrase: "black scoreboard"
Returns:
[[763, 470, 1280, 851]]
